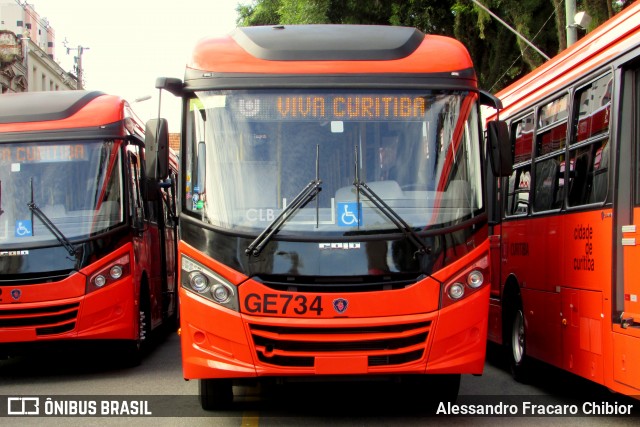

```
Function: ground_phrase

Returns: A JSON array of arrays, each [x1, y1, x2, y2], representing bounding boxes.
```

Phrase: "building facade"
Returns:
[[0, 1, 76, 93]]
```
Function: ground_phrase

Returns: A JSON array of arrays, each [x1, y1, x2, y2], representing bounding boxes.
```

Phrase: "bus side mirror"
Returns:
[[487, 120, 513, 177], [155, 77, 184, 96], [145, 118, 169, 181]]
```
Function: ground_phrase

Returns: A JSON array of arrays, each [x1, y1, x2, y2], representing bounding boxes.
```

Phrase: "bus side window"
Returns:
[[506, 167, 531, 216], [532, 95, 568, 212], [589, 139, 609, 203], [533, 158, 560, 211], [569, 73, 612, 206], [506, 115, 533, 216]]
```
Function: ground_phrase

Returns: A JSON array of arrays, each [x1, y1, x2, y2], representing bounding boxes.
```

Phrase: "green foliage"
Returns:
[[234, 0, 627, 93], [279, 0, 331, 24], [236, 0, 282, 26]]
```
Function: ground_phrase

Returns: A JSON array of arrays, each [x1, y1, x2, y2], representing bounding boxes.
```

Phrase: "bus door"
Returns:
[[614, 63, 640, 392]]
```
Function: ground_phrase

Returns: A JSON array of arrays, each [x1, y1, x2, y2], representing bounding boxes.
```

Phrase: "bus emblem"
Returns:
[[10, 289, 21, 301], [333, 298, 348, 314]]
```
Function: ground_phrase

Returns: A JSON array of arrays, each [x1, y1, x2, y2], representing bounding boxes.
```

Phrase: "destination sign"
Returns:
[[232, 94, 429, 121], [1, 144, 87, 164]]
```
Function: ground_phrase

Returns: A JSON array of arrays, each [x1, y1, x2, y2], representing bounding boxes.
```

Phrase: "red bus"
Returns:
[[486, 2, 640, 396], [150, 24, 510, 408], [0, 91, 178, 365]]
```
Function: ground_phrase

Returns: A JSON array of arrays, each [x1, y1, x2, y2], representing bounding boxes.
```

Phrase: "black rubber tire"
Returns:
[[199, 378, 233, 411], [507, 298, 531, 383]]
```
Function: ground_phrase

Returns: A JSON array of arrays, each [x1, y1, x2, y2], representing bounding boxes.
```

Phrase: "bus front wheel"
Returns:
[[507, 299, 530, 382], [199, 379, 233, 410]]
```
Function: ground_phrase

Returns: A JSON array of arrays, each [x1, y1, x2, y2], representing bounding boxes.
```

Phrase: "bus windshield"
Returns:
[[0, 140, 123, 245], [184, 89, 483, 235]]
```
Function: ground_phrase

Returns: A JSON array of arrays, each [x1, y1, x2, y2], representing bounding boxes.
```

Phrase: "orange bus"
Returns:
[[486, 2, 640, 396], [150, 24, 511, 408], [0, 91, 178, 365]]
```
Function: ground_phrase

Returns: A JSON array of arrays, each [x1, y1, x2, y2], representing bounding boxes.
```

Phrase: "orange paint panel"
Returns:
[[75, 278, 136, 340], [622, 209, 640, 320], [521, 288, 562, 367], [0, 95, 126, 133], [426, 287, 489, 374], [0, 274, 85, 304], [561, 288, 603, 383], [315, 356, 368, 374], [238, 276, 440, 319], [612, 332, 640, 393], [0, 328, 36, 342], [190, 34, 473, 75]]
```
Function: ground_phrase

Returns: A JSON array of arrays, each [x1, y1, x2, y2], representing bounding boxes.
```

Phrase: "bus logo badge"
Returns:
[[10, 289, 21, 301], [333, 298, 348, 314]]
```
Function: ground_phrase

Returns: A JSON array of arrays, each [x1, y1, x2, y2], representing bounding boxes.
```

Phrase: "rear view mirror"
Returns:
[[145, 118, 169, 181], [487, 120, 513, 177]]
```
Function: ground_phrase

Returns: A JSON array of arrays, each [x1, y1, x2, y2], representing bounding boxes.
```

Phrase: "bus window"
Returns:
[[506, 115, 533, 216], [533, 95, 567, 212], [569, 73, 612, 206]]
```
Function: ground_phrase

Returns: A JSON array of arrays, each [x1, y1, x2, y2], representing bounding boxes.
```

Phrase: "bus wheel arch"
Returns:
[[502, 277, 530, 382], [121, 274, 152, 366], [137, 274, 152, 347]]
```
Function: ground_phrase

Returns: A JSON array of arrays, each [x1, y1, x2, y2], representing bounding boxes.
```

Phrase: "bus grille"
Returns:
[[0, 302, 79, 336], [249, 321, 430, 368]]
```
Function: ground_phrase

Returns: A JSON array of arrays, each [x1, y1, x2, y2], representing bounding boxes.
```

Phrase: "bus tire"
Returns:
[[199, 379, 233, 410], [430, 374, 460, 403], [507, 297, 530, 383], [404, 374, 460, 408]]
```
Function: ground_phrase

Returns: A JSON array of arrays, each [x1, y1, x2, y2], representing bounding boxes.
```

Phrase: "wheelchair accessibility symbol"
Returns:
[[337, 202, 363, 227], [15, 220, 32, 237]]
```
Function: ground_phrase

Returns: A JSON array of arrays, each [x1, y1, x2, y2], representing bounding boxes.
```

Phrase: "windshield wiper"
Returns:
[[352, 145, 429, 258], [246, 145, 322, 257], [28, 178, 78, 257]]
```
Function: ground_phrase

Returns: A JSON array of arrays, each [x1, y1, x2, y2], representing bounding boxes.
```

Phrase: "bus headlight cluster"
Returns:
[[87, 254, 131, 294], [443, 267, 486, 306], [182, 255, 239, 311]]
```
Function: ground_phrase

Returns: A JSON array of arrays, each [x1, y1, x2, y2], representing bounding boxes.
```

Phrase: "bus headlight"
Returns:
[[467, 270, 484, 289], [447, 283, 465, 300], [110, 265, 124, 280], [212, 283, 233, 304], [181, 255, 239, 312], [189, 271, 209, 293], [94, 275, 107, 288]]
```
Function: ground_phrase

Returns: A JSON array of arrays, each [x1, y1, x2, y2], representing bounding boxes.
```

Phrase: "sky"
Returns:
[[31, 0, 242, 131]]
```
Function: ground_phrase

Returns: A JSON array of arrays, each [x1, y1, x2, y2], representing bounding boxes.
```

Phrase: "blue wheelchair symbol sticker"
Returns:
[[337, 202, 362, 227], [15, 220, 33, 237]]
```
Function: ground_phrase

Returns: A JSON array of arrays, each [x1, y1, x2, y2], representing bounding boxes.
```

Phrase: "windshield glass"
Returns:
[[0, 140, 123, 245], [184, 89, 483, 235]]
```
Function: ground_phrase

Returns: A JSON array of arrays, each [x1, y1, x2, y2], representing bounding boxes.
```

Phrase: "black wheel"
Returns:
[[429, 374, 461, 403], [199, 379, 233, 410], [507, 298, 530, 382], [402, 374, 460, 410]]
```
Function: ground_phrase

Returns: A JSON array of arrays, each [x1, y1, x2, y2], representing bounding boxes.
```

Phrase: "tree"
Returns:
[[235, 0, 630, 93]]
